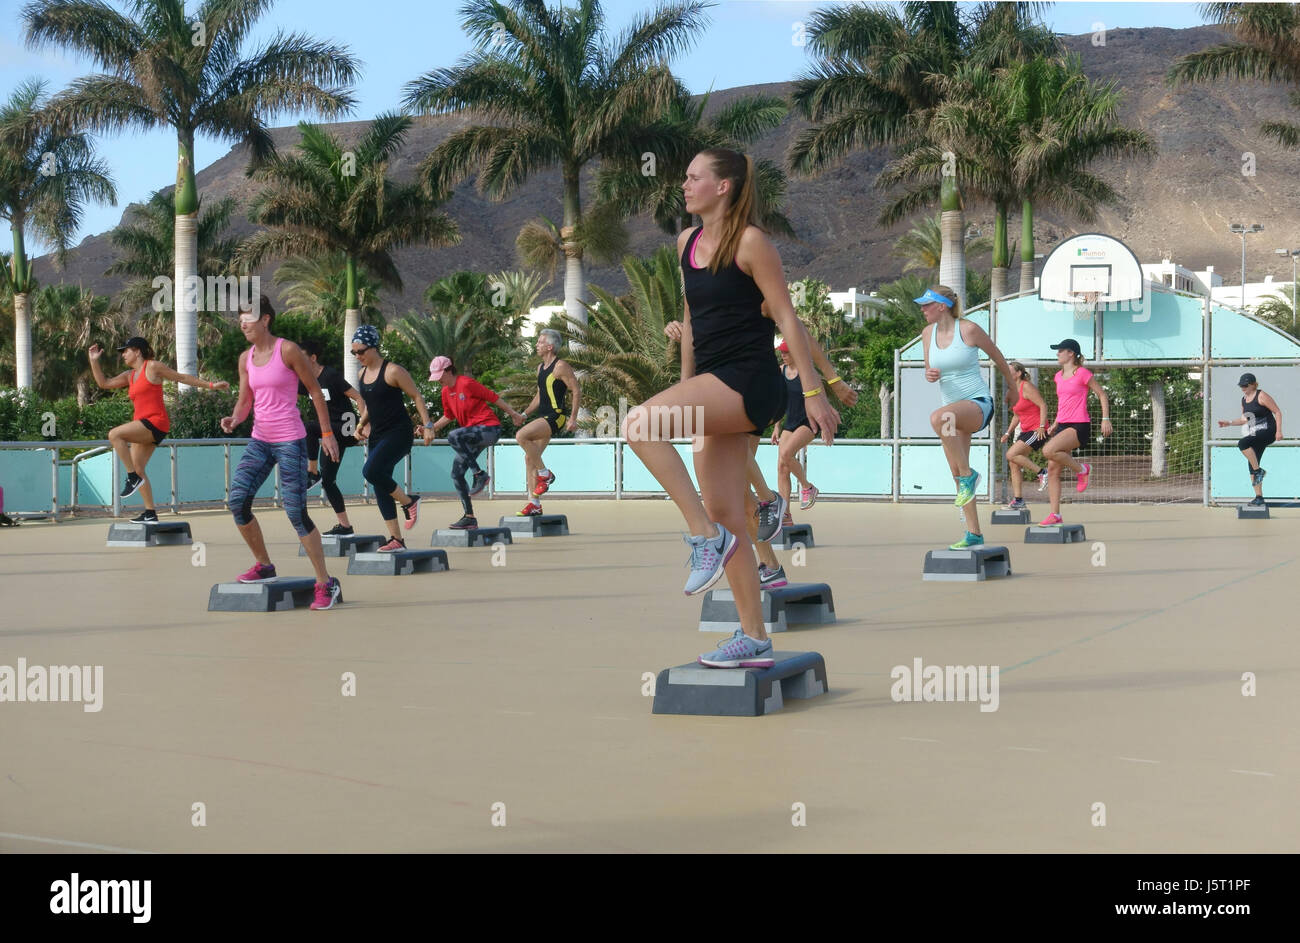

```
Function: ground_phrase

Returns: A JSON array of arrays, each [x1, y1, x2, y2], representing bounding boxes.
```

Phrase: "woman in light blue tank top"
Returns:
[[918, 286, 1017, 550]]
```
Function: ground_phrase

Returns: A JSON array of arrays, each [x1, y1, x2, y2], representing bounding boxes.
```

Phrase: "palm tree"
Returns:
[[487, 268, 547, 323], [558, 247, 684, 413], [25, 0, 359, 385], [238, 115, 459, 384], [106, 188, 243, 358], [891, 213, 994, 278], [0, 78, 115, 389], [30, 284, 125, 403], [274, 252, 384, 331], [789, 2, 1058, 308], [402, 0, 710, 333], [397, 310, 489, 378], [593, 87, 794, 237], [1168, 3, 1300, 148]]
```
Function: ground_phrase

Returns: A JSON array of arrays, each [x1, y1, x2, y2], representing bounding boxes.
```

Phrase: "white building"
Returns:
[[1141, 259, 1222, 297]]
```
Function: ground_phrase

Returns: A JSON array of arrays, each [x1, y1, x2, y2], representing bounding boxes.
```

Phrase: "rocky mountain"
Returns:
[[29, 25, 1300, 315]]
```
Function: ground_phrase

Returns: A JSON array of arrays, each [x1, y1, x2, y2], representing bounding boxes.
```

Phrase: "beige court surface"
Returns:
[[1, 497, 1297, 854]]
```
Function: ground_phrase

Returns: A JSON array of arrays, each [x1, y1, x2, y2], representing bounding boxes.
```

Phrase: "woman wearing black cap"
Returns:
[[1218, 373, 1282, 507], [88, 337, 228, 522], [1039, 338, 1112, 526]]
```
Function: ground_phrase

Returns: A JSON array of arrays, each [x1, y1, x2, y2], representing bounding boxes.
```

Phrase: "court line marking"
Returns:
[[1230, 769, 1275, 777], [0, 831, 153, 854], [1001, 555, 1297, 675], [1117, 756, 1160, 764], [1005, 746, 1047, 753], [900, 737, 940, 743]]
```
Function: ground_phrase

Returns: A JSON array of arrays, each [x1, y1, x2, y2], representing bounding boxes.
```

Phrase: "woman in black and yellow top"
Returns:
[[515, 329, 581, 517], [1218, 372, 1283, 507]]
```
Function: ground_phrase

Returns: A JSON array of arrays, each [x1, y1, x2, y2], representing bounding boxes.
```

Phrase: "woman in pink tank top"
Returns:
[[1038, 338, 1113, 526], [219, 294, 344, 610]]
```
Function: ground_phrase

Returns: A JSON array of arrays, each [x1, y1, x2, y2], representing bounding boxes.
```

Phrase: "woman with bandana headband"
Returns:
[[350, 324, 436, 551]]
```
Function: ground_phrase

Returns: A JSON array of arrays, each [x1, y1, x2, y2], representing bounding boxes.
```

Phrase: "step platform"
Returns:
[[991, 508, 1030, 524], [1237, 503, 1270, 519], [652, 651, 828, 716], [780, 523, 815, 549], [498, 514, 569, 538], [699, 583, 835, 634], [431, 526, 513, 548], [348, 548, 449, 575], [922, 545, 1012, 581], [208, 577, 337, 612], [1025, 523, 1087, 543], [300, 534, 383, 557], [106, 520, 191, 547]]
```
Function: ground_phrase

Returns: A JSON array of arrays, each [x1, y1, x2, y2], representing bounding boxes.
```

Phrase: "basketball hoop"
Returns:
[[1070, 291, 1101, 321]]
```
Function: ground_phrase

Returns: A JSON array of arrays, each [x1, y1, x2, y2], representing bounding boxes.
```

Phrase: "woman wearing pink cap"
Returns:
[[426, 355, 526, 529]]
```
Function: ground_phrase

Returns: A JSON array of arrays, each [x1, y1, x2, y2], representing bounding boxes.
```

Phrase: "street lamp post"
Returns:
[[1231, 223, 1264, 310]]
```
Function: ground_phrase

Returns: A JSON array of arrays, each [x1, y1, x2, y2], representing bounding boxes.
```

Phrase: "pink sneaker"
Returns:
[[1076, 463, 1091, 493], [237, 561, 277, 583], [1038, 512, 1063, 526], [310, 577, 341, 610], [799, 484, 819, 510], [402, 494, 420, 530]]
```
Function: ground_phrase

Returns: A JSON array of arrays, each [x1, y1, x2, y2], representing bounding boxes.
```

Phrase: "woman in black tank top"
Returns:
[[621, 148, 840, 670], [1218, 373, 1283, 506], [351, 327, 435, 548]]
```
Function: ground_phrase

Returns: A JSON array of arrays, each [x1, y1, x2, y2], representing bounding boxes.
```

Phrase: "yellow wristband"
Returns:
[[827, 376, 843, 385], [803, 388, 822, 399]]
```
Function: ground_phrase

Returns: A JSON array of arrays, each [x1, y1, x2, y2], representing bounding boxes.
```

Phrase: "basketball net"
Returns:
[[1070, 291, 1101, 321]]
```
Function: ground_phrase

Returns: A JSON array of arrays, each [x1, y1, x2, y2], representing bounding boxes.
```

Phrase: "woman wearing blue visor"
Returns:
[[917, 285, 1017, 549]]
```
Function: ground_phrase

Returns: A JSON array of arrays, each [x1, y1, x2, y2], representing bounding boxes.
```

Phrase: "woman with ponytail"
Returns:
[[623, 148, 839, 669]]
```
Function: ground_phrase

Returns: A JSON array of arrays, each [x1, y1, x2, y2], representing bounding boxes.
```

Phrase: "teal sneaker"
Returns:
[[949, 531, 984, 550], [955, 470, 981, 507], [699, 628, 775, 669]]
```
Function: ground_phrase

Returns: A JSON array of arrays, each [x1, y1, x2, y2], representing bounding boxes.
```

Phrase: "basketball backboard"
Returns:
[[1039, 233, 1145, 305]]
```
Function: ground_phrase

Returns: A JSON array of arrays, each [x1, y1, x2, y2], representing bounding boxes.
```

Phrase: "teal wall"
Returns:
[[492, 441, 617, 494], [1210, 445, 1300, 500], [0, 448, 55, 512], [1102, 292, 1204, 360]]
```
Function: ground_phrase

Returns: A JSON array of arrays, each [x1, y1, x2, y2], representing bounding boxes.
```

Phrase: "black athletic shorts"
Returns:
[[1016, 429, 1046, 447], [1057, 421, 1091, 449], [539, 412, 568, 436], [707, 360, 787, 434], [139, 418, 167, 445]]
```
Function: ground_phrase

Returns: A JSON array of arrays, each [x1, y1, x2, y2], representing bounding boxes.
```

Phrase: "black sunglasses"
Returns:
[[351, 347, 372, 356]]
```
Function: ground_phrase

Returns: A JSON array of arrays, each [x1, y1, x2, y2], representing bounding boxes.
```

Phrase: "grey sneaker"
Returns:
[[699, 628, 775, 669], [758, 563, 788, 588], [755, 493, 787, 542], [1252, 466, 1266, 485], [683, 524, 736, 596]]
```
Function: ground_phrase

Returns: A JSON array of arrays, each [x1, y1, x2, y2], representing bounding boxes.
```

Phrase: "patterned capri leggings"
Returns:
[[228, 437, 315, 537], [448, 424, 501, 505]]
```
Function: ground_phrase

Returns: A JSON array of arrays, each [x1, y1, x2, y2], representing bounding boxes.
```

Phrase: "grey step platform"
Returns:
[[922, 545, 1012, 581], [208, 577, 338, 612], [1237, 503, 1270, 519], [653, 651, 828, 716], [106, 520, 191, 547], [498, 514, 569, 538], [780, 523, 815, 549], [348, 548, 449, 575], [299, 534, 383, 557], [991, 508, 1030, 524], [431, 526, 513, 547], [1025, 523, 1087, 543], [699, 583, 835, 633]]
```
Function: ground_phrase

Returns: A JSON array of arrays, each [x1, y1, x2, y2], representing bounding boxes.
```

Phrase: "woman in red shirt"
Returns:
[[88, 337, 228, 522], [426, 356, 526, 529], [999, 361, 1049, 509]]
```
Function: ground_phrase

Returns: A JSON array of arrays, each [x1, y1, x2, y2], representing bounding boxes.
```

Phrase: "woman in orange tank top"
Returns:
[[88, 337, 228, 522]]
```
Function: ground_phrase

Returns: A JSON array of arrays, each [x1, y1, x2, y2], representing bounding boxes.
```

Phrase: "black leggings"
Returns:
[[1238, 432, 1274, 464], [448, 424, 501, 514], [305, 421, 358, 514], [362, 428, 412, 521]]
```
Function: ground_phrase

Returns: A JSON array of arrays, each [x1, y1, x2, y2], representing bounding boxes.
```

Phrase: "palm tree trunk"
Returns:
[[174, 131, 200, 386], [938, 175, 966, 308], [878, 382, 892, 438], [562, 164, 587, 333], [343, 254, 360, 387], [1019, 198, 1035, 294], [77, 375, 90, 408], [991, 202, 1009, 300], [1150, 380, 1167, 477], [11, 227, 32, 390], [13, 291, 31, 391]]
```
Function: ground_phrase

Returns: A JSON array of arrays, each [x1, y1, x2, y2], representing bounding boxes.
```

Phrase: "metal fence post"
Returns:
[[111, 448, 121, 518], [170, 445, 179, 514]]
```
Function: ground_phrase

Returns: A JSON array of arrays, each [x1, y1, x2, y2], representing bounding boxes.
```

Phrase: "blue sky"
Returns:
[[0, 0, 1213, 251]]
